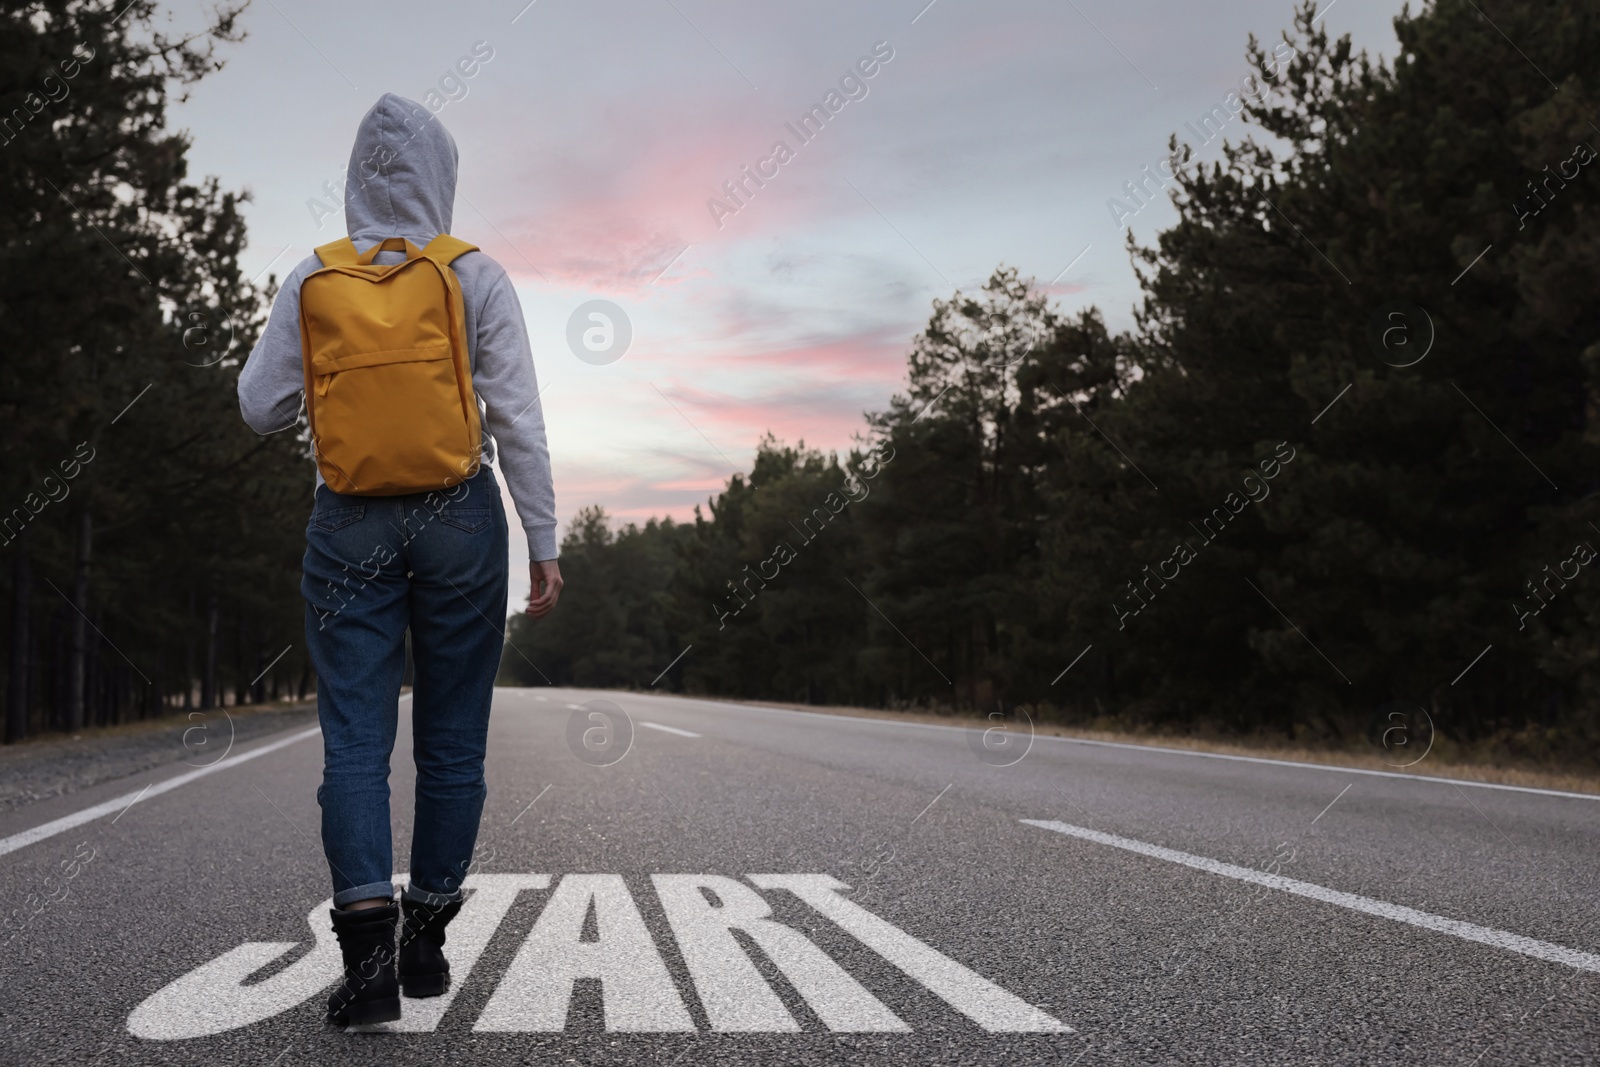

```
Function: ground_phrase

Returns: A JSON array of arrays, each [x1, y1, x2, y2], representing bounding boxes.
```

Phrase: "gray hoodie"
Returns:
[[237, 93, 558, 560]]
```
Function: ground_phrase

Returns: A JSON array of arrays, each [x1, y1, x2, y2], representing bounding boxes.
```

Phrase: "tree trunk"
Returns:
[[91, 616, 105, 726], [251, 638, 266, 705], [150, 650, 165, 720], [50, 604, 66, 732], [66, 506, 92, 732], [234, 604, 246, 706], [7, 529, 31, 743], [183, 584, 195, 711], [201, 589, 218, 710]]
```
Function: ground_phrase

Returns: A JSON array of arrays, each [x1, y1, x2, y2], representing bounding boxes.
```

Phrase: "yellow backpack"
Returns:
[[298, 235, 482, 495]]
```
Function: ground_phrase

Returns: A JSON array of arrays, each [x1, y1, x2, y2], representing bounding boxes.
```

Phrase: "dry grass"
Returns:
[[720, 697, 1600, 796], [22, 688, 1594, 797], [1, 696, 318, 748]]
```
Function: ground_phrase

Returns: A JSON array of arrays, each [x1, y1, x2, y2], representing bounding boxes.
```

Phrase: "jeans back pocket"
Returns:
[[437, 508, 490, 534], [312, 504, 366, 532]]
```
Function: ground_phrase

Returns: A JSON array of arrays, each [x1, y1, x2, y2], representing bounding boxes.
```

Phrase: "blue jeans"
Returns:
[[301, 467, 508, 908]]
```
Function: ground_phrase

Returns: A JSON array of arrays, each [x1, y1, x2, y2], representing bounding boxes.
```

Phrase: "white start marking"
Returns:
[[750, 875, 1069, 1032], [379, 874, 545, 1032], [126, 874, 1067, 1038], [476, 873, 694, 1032], [125, 874, 549, 1040], [652, 874, 907, 1032]]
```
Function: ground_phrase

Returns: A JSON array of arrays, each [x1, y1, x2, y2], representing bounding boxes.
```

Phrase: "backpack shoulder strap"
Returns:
[[314, 238, 360, 267], [420, 234, 480, 265]]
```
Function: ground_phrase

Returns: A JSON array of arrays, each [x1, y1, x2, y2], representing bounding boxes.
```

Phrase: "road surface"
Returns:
[[0, 686, 1594, 1065]]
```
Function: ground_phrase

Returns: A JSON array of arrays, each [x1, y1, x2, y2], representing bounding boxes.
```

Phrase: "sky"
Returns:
[[166, 0, 1407, 602]]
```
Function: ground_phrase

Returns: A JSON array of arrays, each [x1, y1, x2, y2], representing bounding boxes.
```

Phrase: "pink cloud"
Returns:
[[650, 377, 883, 457], [654, 476, 735, 494], [463, 118, 759, 290], [688, 323, 910, 380], [629, 317, 912, 450], [461, 91, 897, 291], [556, 468, 718, 528]]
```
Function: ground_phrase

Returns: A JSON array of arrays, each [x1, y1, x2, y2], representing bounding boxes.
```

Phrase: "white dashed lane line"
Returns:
[[1023, 819, 1600, 973], [639, 722, 701, 738]]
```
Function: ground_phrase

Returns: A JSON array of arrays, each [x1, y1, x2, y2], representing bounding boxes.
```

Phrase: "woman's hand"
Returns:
[[527, 558, 563, 617]]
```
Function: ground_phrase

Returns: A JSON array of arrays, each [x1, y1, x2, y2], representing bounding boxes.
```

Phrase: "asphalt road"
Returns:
[[0, 686, 1595, 1066]]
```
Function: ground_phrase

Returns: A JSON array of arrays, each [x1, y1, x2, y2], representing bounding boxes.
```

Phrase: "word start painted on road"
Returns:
[[127, 873, 1068, 1039]]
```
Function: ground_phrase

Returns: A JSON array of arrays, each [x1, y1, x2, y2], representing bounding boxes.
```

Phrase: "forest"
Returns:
[[501, 1, 1600, 766], [0, 1, 310, 741], [2, 1, 1598, 767]]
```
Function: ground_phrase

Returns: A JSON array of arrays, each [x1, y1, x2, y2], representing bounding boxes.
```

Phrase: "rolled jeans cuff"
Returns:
[[333, 880, 395, 908], [403, 882, 466, 907]]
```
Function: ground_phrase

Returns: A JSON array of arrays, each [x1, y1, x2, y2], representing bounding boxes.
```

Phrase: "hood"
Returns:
[[344, 93, 458, 243]]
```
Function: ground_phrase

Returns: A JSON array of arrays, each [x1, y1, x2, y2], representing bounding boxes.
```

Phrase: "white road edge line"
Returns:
[[639, 721, 701, 738], [1017, 734, 1596, 801], [6, 693, 407, 861], [602, 692, 1597, 802], [0, 724, 323, 860], [1022, 819, 1600, 973]]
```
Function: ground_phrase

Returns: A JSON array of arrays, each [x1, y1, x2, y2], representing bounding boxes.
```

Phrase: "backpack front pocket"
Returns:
[[312, 346, 472, 495]]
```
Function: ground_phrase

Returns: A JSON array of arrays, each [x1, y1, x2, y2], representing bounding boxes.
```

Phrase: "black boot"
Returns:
[[325, 901, 402, 1026], [398, 893, 463, 997]]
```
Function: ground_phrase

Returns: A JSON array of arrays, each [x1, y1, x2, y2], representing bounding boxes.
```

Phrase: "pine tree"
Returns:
[[1, 1, 311, 737]]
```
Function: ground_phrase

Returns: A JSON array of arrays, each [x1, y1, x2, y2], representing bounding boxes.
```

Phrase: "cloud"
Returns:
[[461, 95, 860, 292], [556, 464, 722, 527], [648, 377, 881, 463]]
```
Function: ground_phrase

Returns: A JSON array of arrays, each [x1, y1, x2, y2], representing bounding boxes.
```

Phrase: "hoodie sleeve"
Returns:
[[473, 269, 559, 561], [238, 257, 319, 435]]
